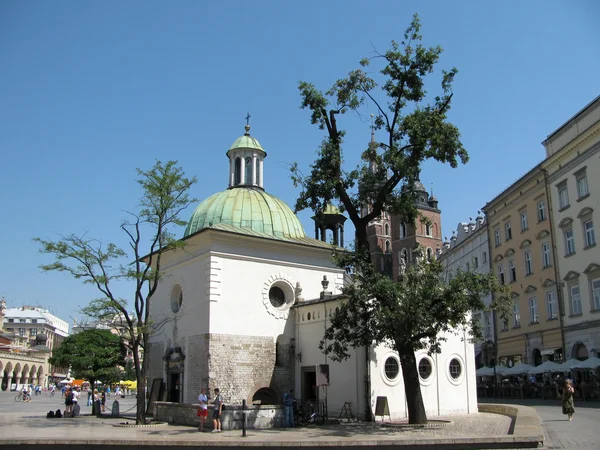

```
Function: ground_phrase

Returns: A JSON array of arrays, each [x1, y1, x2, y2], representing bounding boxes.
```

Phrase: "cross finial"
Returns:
[[244, 113, 251, 135]]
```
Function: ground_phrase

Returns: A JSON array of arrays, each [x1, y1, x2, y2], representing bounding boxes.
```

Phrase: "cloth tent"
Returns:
[[559, 359, 586, 370], [574, 357, 600, 370], [502, 363, 534, 376], [476, 366, 506, 377], [527, 360, 564, 375]]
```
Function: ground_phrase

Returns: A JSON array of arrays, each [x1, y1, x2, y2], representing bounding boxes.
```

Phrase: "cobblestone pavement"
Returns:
[[0, 391, 514, 443], [480, 398, 600, 450]]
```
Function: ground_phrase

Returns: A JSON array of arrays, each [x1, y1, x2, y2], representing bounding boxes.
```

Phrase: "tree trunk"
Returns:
[[398, 344, 428, 424], [133, 343, 146, 425]]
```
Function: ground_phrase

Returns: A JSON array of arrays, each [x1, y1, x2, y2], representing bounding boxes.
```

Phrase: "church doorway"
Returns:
[[167, 372, 182, 403], [301, 367, 317, 403]]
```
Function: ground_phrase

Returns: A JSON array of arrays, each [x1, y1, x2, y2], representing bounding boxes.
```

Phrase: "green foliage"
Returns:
[[34, 160, 197, 424], [294, 14, 511, 424], [123, 358, 136, 380], [293, 14, 467, 237], [323, 250, 511, 360], [49, 329, 126, 383]]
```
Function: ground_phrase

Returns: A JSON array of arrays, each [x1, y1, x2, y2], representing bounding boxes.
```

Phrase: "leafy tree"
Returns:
[[49, 328, 126, 409], [292, 14, 511, 424], [35, 160, 197, 424], [123, 358, 136, 381]]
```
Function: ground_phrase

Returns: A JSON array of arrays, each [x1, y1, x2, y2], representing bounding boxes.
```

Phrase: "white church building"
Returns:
[[147, 124, 478, 421]]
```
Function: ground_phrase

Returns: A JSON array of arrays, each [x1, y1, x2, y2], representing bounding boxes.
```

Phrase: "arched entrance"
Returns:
[[251, 387, 279, 405], [572, 342, 589, 361], [532, 348, 542, 366]]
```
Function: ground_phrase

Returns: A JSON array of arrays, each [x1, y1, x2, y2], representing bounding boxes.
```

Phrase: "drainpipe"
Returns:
[[364, 345, 372, 421], [543, 168, 567, 361], [463, 328, 471, 413]]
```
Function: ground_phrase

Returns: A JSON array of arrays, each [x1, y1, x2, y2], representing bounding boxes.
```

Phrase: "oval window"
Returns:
[[269, 286, 286, 308], [418, 358, 432, 380], [449, 358, 462, 380], [170, 284, 183, 313], [384, 357, 399, 380]]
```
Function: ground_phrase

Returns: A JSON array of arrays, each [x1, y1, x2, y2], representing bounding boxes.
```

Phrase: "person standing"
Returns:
[[197, 388, 209, 432], [64, 388, 74, 417], [211, 388, 223, 433], [562, 379, 575, 421], [283, 389, 295, 428]]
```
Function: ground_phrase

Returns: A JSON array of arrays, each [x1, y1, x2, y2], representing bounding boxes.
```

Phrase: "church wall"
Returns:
[[295, 302, 367, 420], [370, 328, 478, 418], [183, 333, 209, 404], [206, 333, 292, 405]]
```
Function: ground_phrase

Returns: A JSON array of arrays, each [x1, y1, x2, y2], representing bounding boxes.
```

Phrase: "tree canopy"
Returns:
[[35, 160, 197, 424], [292, 14, 511, 424], [49, 329, 126, 384]]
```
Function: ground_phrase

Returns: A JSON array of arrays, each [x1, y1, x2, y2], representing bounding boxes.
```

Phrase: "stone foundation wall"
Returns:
[[155, 402, 284, 429], [207, 334, 293, 404], [185, 334, 209, 403]]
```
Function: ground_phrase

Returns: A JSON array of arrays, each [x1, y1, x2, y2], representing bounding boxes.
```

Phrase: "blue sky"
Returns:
[[1, 1, 599, 325]]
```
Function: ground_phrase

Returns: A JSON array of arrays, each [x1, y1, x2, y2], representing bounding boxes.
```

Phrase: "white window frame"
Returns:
[[509, 260, 516, 282], [584, 219, 596, 248], [592, 278, 600, 311], [570, 284, 582, 316], [497, 264, 505, 285], [425, 223, 432, 237], [482, 251, 487, 264], [537, 200, 546, 221], [546, 291, 558, 319], [399, 223, 406, 239], [576, 173, 589, 199], [564, 228, 575, 255], [494, 229, 501, 246], [542, 243, 551, 268], [513, 301, 521, 328], [474, 256, 479, 268], [505, 222, 512, 240], [558, 185, 569, 209], [521, 211, 528, 231], [525, 251, 533, 276], [529, 297, 538, 323]]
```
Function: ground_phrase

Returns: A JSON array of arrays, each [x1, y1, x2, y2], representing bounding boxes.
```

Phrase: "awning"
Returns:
[[541, 348, 558, 356]]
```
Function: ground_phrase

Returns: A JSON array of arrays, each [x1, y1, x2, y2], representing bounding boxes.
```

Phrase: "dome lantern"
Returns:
[[226, 117, 267, 189]]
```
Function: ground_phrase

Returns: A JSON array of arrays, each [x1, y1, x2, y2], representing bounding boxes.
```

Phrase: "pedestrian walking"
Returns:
[[211, 388, 223, 433], [562, 379, 575, 421], [197, 388, 208, 432]]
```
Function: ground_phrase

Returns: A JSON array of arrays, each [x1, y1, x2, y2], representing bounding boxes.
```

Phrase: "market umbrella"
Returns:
[[577, 357, 600, 370], [559, 359, 586, 371], [476, 366, 505, 376], [502, 363, 534, 376], [527, 360, 563, 375]]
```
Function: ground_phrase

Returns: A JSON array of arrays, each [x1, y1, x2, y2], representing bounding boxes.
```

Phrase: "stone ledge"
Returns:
[[478, 403, 544, 445]]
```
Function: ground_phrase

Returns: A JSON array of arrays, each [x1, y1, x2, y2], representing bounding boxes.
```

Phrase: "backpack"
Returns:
[[55, 409, 63, 418], [46, 410, 55, 418], [66, 392, 74, 402]]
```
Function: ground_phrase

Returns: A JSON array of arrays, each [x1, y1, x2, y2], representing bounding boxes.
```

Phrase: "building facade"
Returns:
[[482, 166, 563, 367], [147, 125, 478, 420], [542, 95, 600, 361], [438, 213, 493, 367], [1, 303, 69, 389]]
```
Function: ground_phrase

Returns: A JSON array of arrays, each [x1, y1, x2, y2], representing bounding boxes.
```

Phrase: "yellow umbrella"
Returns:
[[122, 380, 137, 389]]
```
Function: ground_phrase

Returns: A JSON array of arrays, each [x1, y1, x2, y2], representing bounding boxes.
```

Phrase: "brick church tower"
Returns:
[[390, 178, 442, 279]]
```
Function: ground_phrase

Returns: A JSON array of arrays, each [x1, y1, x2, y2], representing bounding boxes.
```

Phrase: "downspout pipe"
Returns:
[[542, 168, 567, 361]]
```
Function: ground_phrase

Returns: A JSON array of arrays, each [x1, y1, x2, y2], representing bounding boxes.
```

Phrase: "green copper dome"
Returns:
[[184, 187, 306, 239]]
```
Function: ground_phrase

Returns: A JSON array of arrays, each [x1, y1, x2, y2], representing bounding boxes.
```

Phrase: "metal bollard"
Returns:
[[242, 399, 247, 437]]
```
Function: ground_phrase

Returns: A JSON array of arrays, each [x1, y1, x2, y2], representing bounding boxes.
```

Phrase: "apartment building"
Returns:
[[542, 95, 600, 361], [438, 213, 493, 366], [482, 166, 563, 367]]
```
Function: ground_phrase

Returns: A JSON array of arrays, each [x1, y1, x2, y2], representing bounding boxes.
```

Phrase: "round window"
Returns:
[[170, 284, 183, 313], [449, 358, 462, 380], [269, 286, 286, 308], [384, 357, 399, 380], [418, 358, 432, 380]]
